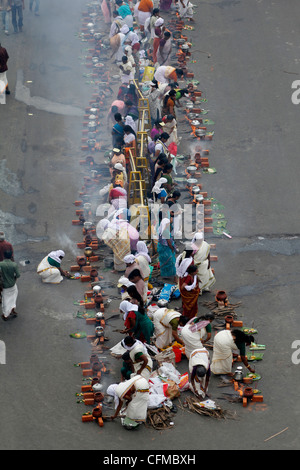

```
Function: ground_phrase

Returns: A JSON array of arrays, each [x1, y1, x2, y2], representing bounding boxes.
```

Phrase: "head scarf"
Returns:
[[121, 338, 147, 354], [117, 276, 135, 288], [191, 232, 204, 249], [48, 250, 65, 263], [120, 300, 139, 320], [152, 177, 167, 195], [123, 254, 136, 264], [158, 217, 170, 236], [154, 18, 164, 27], [135, 241, 151, 263], [99, 218, 110, 231], [175, 253, 193, 278], [120, 24, 130, 35]]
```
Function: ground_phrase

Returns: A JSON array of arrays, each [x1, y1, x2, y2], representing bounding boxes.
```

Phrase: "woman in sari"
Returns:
[[161, 89, 176, 117], [134, 241, 151, 282], [189, 347, 210, 399], [108, 183, 128, 215], [211, 329, 255, 376], [128, 269, 147, 303], [178, 264, 200, 319], [177, 0, 194, 20], [123, 124, 137, 154], [154, 65, 183, 85], [157, 217, 177, 280], [37, 250, 70, 284], [152, 177, 168, 203], [157, 31, 172, 66], [99, 218, 131, 272], [120, 301, 154, 345], [191, 232, 216, 294], [152, 307, 185, 350], [116, 0, 134, 30], [152, 17, 164, 63], [121, 336, 153, 378], [110, 374, 150, 424], [110, 31, 126, 62], [180, 313, 214, 359]]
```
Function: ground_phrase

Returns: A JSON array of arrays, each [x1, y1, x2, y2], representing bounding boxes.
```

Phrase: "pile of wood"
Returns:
[[146, 405, 175, 430], [201, 300, 242, 317], [180, 397, 237, 420]]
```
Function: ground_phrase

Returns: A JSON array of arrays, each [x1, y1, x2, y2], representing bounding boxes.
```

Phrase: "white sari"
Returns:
[[115, 375, 149, 422], [37, 256, 63, 284], [189, 348, 210, 398], [128, 341, 153, 380], [152, 307, 181, 350], [180, 319, 206, 359], [211, 330, 237, 375], [193, 240, 216, 293]]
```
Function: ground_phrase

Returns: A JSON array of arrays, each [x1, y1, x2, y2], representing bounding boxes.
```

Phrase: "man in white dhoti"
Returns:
[[0, 250, 20, 321]]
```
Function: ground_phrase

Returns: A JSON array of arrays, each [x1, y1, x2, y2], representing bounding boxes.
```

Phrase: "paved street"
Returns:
[[0, 0, 299, 452]]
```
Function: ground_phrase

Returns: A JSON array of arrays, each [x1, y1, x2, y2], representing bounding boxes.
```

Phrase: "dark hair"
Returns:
[[111, 105, 118, 114], [163, 162, 173, 172], [114, 112, 122, 121], [187, 264, 197, 275], [196, 312, 215, 323], [179, 315, 189, 326], [176, 68, 184, 76], [171, 190, 181, 199], [127, 285, 145, 314], [232, 329, 254, 345], [164, 31, 171, 38], [152, 8, 160, 15], [128, 269, 142, 280], [124, 335, 135, 346], [160, 132, 170, 141], [122, 351, 131, 361], [124, 124, 136, 137], [3, 250, 13, 259], [195, 365, 206, 378], [122, 55, 128, 62]]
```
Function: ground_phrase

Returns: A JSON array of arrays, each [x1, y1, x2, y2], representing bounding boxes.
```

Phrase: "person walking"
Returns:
[[0, 232, 14, 261], [0, 250, 20, 321], [11, 0, 24, 33], [29, 0, 39, 16], [0, 41, 10, 95], [0, 0, 11, 35]]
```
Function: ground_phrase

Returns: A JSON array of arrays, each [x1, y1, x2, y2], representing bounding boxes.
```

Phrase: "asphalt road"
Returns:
[[0, 0, 299, 452]]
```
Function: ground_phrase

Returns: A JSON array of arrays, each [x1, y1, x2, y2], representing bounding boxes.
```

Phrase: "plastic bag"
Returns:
[[158, 362, 181, 384]]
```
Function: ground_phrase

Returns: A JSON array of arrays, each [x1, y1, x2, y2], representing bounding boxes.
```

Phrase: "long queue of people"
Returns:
[[83, 0, 258, 428]]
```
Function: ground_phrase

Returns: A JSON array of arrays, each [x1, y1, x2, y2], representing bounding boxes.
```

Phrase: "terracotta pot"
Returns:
[[243, 387, 254, 399], [90, 268, 98, 279], [92, 406, 102, 418], [90, 354, 98, 364], [77, 256, 86, 267], [94, 392, 104, 403], [92, 361, 101, 372], [225, 315, 234, 324], [91, 377, 100, 387]]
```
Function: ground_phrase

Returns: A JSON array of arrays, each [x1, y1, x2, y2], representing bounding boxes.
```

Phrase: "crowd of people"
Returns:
[[77, 0, 256, 428], [0, 0, 257, 430]]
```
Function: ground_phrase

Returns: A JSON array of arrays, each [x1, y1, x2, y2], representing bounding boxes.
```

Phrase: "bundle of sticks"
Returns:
[[180, 397, 237, 420], [146, 405, 175, 430], [201, 300, 242, 317]]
